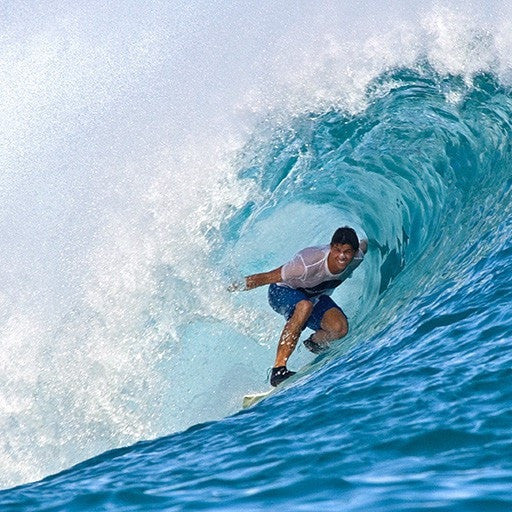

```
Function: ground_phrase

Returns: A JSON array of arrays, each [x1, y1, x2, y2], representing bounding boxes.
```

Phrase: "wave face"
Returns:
[[2, 1, 512, 510]]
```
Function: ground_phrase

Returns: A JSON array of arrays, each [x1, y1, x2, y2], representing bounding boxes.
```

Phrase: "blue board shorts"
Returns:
[[268, 283, 344, 332]]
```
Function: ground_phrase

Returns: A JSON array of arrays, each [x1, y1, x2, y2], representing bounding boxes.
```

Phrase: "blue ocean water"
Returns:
[[2, 2, 512, 511]]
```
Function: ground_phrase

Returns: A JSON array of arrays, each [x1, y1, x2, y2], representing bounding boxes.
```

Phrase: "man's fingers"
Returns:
[[227, 279, 247, 292]]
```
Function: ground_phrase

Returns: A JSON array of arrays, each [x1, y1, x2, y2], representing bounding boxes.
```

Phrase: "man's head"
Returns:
[[330, 226, 359, 252], [327, 227, 359, 274]]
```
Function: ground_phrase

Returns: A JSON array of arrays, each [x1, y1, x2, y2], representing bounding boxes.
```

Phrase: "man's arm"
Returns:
[[228, 266, 283, 291], [246, 267, 283, 289]]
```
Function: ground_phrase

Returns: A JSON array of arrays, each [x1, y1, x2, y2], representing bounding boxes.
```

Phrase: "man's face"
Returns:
[[329, 243, 356, 273]]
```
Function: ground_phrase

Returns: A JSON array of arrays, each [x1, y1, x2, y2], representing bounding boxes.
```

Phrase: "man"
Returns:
[[230, 226, 368, 386]]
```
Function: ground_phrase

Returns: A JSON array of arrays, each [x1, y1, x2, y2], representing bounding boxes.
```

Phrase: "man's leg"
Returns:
[[303, 297, 349, 354], [274, 299, 313, 367], [311, 307, 348, 343], [268, 285, 313, 385]]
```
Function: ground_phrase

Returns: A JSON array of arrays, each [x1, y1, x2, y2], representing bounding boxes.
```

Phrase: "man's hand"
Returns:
[[227, 279, 247, 292]]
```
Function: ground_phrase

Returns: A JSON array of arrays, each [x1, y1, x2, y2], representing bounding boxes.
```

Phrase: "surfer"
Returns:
[[229, 226, 367, 386]]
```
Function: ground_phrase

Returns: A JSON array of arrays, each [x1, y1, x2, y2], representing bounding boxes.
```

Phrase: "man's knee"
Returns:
[[292, 300, 313, 320], [326, 317, 348, 339], [333, 322, 348, 339]]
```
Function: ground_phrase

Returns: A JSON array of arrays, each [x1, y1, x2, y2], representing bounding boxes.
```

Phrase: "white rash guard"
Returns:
[[278, 245, 364, 297]]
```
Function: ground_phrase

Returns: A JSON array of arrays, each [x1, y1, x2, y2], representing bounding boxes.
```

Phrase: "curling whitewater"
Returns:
[[2, 68, 512, 510]]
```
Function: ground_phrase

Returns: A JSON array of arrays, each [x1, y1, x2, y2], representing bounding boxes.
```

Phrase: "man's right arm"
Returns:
[[228, 250, 307, 292], [245, 267, 283, 290], [228, 266, 283, 292]]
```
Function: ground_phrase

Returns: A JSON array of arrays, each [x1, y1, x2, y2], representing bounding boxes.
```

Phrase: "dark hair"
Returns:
[[331, 226, 359, 251]]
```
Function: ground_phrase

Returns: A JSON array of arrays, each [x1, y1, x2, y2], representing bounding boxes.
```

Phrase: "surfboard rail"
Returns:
[[242, 391, 271, 408]]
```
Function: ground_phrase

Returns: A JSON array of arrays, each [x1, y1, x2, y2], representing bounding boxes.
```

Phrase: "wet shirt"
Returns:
[[278, 245, 364, 297]]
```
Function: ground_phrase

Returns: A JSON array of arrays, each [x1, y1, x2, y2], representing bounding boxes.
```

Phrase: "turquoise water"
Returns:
[[1, 2, 512, 510]]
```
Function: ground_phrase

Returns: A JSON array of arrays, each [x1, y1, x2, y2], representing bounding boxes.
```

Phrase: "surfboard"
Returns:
[[242, 390, 272, 408]]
